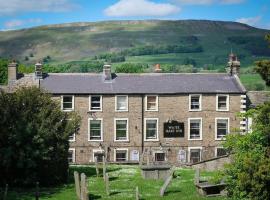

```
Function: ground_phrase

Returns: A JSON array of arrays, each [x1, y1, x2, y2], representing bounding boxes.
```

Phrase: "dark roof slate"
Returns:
[[40, 73, 246, 94]]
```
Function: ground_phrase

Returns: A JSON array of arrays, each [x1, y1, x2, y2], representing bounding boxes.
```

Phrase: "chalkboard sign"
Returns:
[[164, 120, 184, 138]]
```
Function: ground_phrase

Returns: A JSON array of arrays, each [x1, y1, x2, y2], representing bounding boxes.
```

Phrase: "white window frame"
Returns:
[[114, 118, 129, 142], [145, 95, 159, 111], [115, 95, 128, 112], [88, 118, 103, 142], [68, 148, 76, 163], [189, 94, 202, 111], [188, 147, 202, 163], [61, 95, 74, 111], [92, 149, 105, 162], [114, 148, 128, 162], [188, 118, 203, 141], [69, 133, 76, 142], [215, 117, 230, 140], [153, 151, 166, 162], [144, 118, 159, 141], [89, 95, 102, 112], [216, 94, 229, 111], [215, 146, 227, 157]]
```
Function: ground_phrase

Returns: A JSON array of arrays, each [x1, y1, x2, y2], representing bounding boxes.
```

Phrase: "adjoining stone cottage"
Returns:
[[0, 54, 250, 167]]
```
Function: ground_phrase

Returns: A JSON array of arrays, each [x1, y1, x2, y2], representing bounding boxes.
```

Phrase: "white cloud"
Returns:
[[0, 0, 78, 16], [236, 16, 262, 26], [104, 0, 180, 17], [4, 18, 42, 29], [173, 0, 244, 5]]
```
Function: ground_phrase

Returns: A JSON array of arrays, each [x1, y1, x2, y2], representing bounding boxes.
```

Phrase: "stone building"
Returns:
[[1, 56, 247, 165]]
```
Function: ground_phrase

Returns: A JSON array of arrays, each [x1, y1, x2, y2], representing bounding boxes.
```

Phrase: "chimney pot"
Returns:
[[227, 53, 240, 76], [8, 60, 18, 82], [103, 64, 112, 81]]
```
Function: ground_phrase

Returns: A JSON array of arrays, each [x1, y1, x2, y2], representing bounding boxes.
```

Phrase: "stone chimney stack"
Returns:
[[35, 62, 43, 79], [227, 53, 240, 76], [103, 64, 112, 81], [154, 64, 162, 73], [8, 60, 18, 82]]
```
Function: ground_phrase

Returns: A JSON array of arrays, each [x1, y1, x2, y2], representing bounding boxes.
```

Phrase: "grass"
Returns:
[[240, 74, 270, 91], [4, 165, 228, 200]]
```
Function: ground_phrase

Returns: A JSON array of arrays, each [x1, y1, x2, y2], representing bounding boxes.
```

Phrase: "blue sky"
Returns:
[[0, 0, 269, 30]]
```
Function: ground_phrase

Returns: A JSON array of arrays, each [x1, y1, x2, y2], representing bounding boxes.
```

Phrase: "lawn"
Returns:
[[240, 74, 270, 91], [4, 165, 228, 200]]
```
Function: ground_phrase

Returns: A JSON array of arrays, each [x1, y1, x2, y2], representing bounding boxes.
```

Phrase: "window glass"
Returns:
[[146, 119, 158, 139], [116, 120, 128, 140], [91, 96, 101, 110], [116, 150, 127, 162], [147, 96, 157, 111], [69, 133, 75, 141], [94, 152, 104, 162], [217, 119, 228, 139], [189, 119, 201, 139], [190, 95, 200, 110], [218, 96, 228, 110], [155, 153, 165, 162], [216, 148, 227, 157], [68, 149, 75, 163], [63, 96, 73, 110], [89, 120, 102, 140], [190, 149, 201, 163], [116, 96, 127, 111]]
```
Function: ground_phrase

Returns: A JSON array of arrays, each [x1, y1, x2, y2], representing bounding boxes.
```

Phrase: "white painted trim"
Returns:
[[114, 118, 129, 142], [115, 95, 129, 112], [88, 118, 103, 142], [89, 95, 103, 112], [215, 117, 230, 140], [189, 94, 202, 111], [69, 133, 76, 142], [114, 148, 129, 162], [188, 147, 202, 163], [68, 148, 76, 163], [188, 118, 203, 141], [144, 118, 159, 141], [145, 95, 159, 112], [92, 149, 105, 162], [61, 95, 74, 112], [216, 94, 229, 112]]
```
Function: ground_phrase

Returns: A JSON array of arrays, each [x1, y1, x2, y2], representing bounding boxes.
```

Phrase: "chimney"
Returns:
[[227, 53, 240, 76], [154, 64, 162, 73], [35, 62, 43, 79], [103, 64, 112, 81], [8, 60, 18, 82]]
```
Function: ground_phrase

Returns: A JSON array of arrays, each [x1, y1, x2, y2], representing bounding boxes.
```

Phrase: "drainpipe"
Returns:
[[141, 95, 144, 152]]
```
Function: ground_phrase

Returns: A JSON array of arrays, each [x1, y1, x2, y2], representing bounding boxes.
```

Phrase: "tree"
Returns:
[[0, 87, 80, 186], [224, 102, 270, 200], [0, 58, 8, 85], [254, 34, 270, 86]]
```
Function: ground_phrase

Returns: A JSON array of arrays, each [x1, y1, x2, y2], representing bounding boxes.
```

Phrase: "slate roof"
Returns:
[[40, 73, 246, 94]]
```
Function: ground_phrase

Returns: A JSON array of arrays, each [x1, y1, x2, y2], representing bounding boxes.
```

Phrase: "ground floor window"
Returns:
[[216, 147, 227, 157], [115, 149, 128, 162], [155, 152, 165, 162], [189, 147, 201, 163], [93, 150, 104, 162], [68, 148, 75, 163]]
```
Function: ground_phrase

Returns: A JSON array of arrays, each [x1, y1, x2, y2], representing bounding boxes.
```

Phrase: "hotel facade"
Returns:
[[2, 55, 247, 165]]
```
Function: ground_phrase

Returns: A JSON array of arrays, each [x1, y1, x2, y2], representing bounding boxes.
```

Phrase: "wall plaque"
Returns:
[[130, 150, 140, 161], [164, 120, 184, 137]]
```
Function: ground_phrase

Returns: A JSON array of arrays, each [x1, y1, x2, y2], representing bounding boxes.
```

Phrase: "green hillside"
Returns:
[[0, 20, 269, 68]]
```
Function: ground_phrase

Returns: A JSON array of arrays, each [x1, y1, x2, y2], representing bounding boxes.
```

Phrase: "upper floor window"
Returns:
[[144, 118, 159, 141], [89, 95, 102, 111], [69, 133, 75, 142], [114, 118, 129, 141], [88, 118, 103, 141], [116, 95, 128, 111], [146, 95, 158, 111], [188, 118, 202, 140], [216, 118, 229, 140], [216, 95, 229, 111], [62, 95, 74, 111], [189, 94, 201, 111]]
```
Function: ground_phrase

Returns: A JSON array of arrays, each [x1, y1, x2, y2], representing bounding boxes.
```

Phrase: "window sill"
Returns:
[[188, 138, 203, 141], [144, 139, 159, 142], [114, 140, 129, 142], [88, 139, 103, 142], [62, 109, 74, 112], [89, 109, 102, 112], [115, 110, 129, 112], [189, 109, 202, 112]]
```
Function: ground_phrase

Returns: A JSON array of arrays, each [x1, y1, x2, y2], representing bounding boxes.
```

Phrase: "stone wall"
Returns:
[[190, 155, 231, 171]]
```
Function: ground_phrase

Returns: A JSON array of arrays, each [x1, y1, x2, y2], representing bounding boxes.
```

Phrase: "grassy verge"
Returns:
[[3, 165, 228, 200]]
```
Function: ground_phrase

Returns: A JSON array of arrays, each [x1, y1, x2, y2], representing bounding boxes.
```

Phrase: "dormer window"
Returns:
[[61, 95, 74, 111]]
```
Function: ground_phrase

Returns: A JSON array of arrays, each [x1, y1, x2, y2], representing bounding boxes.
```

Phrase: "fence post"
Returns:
[[105, 173, 110, 196], [74, 171, 81, 200], [103, 155, 106, 181]]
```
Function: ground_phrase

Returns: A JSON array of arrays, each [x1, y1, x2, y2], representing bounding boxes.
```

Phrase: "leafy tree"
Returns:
[[0, 87, 80, 186], [224, 102, 270, 200], [254, 34, 270, 86], [0, 58, 8, 84], [115, 63, 147, 73]]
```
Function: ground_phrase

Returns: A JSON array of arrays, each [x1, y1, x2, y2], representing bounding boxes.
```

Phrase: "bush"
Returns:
[[115, 63, 147, 73], [0, 87, 80, 186]]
